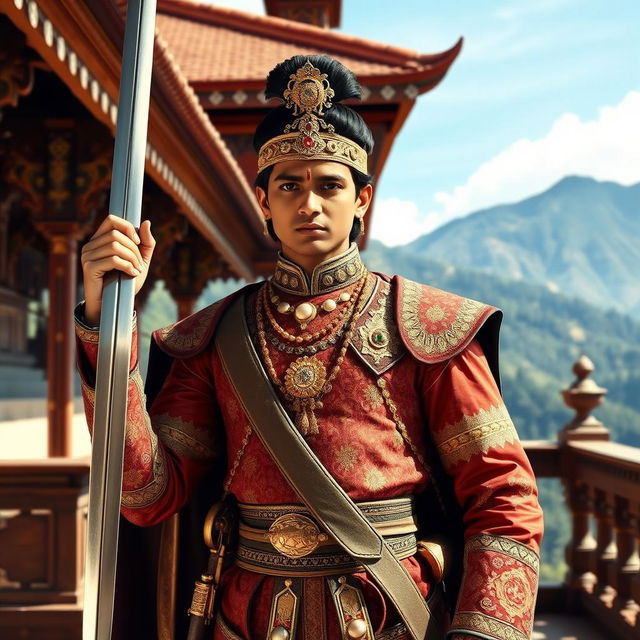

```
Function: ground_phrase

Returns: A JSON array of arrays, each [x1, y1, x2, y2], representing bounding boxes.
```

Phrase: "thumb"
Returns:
[[138, 219, 156, 264]]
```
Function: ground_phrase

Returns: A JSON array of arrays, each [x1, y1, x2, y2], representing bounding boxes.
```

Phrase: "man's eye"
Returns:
[[280, 183, 297, 191], [323, 182, 342, 190]]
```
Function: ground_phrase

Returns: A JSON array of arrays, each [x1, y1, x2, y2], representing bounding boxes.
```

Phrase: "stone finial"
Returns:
[[560, 354, 610, 443]]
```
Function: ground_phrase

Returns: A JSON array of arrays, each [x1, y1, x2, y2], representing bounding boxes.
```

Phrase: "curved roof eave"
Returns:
[[5, 0, 266, 280]]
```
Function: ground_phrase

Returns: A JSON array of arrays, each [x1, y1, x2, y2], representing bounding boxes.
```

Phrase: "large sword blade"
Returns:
[[83, 1, 157, 638]]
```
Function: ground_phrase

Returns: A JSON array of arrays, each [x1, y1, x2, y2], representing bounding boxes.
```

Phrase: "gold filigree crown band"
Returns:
[[257, 60, 369, 175]]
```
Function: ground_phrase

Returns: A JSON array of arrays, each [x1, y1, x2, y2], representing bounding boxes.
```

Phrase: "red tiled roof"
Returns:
[[156, 0, 461, 88]]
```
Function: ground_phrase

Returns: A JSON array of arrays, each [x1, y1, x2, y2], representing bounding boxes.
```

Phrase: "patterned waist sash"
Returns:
[[236, 497, 418, 577]]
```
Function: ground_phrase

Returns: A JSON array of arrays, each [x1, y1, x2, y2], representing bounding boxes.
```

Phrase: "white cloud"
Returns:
[[369, 198, 441, 247], [371, 91, 640, 246], [434, 91, 640, 219]]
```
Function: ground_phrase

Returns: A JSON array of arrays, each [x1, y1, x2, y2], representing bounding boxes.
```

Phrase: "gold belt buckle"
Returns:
[[267, 513, 328, 558]]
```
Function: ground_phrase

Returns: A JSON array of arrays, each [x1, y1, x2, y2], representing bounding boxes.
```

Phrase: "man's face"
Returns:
[[255, 160, 372, 270]]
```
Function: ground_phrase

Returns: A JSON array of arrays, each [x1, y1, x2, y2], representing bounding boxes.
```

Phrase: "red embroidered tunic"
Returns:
[[75, 246, 543, 640]]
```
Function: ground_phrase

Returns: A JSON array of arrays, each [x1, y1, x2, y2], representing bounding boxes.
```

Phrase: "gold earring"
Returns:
[[357, 215, 365, 236]]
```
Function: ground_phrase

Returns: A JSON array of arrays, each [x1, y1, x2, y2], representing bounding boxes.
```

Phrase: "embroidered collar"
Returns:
[[271, 243, 366, 296]]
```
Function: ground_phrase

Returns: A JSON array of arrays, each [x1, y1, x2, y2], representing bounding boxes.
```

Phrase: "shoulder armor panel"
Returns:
[[152, 284, 257, 358], [394, 276, 500, 364]]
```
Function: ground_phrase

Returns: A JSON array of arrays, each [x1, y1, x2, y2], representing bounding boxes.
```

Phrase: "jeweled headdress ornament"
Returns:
[[257, 60, 369, 174]]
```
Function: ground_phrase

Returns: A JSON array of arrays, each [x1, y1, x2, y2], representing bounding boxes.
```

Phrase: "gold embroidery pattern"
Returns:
[[492, 567, 534, 619], [451, 613, 528, 640], [399, 278, 487, 357], [434, 404, 518, 470], [157, 300, 222, 353], [364, 468, 387, 491], [81, 380, 96, 406], [237, 536, 417, 576], [75, 313, 137, 343], [216, 614, 242, 640], [363, 384, 384, 410], [376, 624, 410, 640], [155, 414, 218, 461], [273, 243, 365, 296], [121, 371, 168, 508], [352, 280, 405, 375], [75, 322, 99, 343], [335, 445, 359, 472], [465, 534, 540, 573]]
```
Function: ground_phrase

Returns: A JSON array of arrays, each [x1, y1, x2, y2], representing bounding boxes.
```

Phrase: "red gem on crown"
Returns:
[[303, 136, 314, 148]]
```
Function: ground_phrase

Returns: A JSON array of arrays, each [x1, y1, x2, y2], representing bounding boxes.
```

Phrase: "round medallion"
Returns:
[[338, 292, 351, 302], [267, 513, 328, 558], [284, 356, 327, 398], [336, 269, 347, 282], [323, 274, 334, 286], [369, 329, 390, 349], [277, 301, 291, 314]]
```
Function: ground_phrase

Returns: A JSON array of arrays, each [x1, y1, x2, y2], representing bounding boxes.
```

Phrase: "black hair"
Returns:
[[253, 55, 375, 156], [254, 55, 375, 243]]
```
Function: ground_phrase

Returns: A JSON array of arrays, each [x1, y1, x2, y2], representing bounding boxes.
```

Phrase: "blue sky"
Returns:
[[212, 0, 640, 244]]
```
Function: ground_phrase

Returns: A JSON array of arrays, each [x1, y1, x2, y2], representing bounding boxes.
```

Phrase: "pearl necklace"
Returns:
[[271, 289, 353, 328], [265, 276, 366, 344]]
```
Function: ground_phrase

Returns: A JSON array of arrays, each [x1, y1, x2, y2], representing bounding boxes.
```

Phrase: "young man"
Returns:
[[76, 56, 543, 640]]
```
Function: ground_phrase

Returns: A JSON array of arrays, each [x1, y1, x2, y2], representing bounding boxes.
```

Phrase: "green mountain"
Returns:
[[405, 177, 640, 317]]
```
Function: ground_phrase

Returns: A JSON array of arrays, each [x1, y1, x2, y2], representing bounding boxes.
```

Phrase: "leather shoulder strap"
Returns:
[[214, 295, 442, 640]]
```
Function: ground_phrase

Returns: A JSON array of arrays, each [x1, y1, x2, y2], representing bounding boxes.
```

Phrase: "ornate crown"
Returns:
[[257, 60, 368, 174]]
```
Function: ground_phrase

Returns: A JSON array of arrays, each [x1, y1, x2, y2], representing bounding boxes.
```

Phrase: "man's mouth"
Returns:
[[296, 223, 326, 232]]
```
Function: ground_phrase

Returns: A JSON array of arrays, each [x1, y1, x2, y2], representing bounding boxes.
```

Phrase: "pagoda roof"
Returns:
[[156, 0, 462, 94]]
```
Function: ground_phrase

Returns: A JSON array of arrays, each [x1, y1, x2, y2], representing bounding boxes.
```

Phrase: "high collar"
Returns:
[[271, 243, 366, 296]]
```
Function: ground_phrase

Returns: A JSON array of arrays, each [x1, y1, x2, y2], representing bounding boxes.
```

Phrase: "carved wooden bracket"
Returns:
[[0, 18, 36, 109]]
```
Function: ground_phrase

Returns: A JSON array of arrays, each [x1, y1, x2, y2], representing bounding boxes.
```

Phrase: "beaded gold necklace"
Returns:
[[264, 275, 366, 344], [256, 274, 371, 436]]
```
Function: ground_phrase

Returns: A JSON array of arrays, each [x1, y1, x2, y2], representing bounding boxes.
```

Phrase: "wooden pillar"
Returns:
[[594, 489, 618, 608], [176, 297, 195, 321], [36, 225, 83, 456], [6, 118, 111, 457], [566, 482, 597, 594], [614, 498, 640, 625]]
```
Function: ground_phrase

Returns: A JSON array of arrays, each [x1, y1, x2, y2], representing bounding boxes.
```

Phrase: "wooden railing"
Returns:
[[525, 354, 640, 639]]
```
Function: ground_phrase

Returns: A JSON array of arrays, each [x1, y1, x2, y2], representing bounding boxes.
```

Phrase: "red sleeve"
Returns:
[[422, 339, 543, 640], [75, 309, 222, 526]]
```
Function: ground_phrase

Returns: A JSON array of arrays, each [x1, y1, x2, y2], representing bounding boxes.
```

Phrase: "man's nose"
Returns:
[[297, 189, 321, 215]]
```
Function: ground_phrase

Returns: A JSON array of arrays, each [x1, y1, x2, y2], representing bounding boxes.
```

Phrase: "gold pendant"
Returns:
[[284, 356, 326, 398]]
